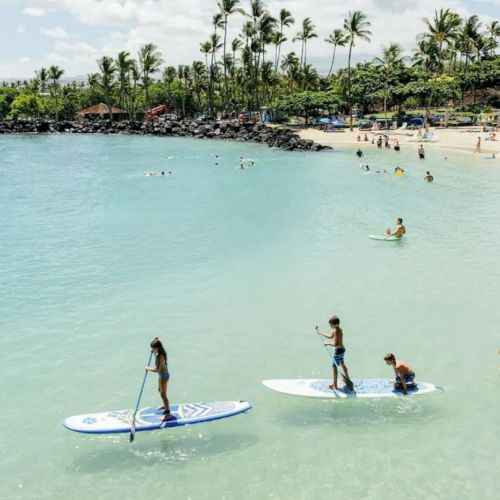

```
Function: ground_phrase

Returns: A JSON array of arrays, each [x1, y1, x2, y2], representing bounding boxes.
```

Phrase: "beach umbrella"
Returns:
[[319, 118, 333, 124], [332, 119, 345, 127]]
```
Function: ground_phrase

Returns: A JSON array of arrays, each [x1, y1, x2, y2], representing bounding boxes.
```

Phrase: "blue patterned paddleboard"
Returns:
[[63, 401, 252, 434], [262, 379, 436, 399]]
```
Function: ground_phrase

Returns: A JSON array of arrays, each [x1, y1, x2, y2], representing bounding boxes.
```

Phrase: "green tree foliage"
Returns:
[[0, 4, 498, 122]]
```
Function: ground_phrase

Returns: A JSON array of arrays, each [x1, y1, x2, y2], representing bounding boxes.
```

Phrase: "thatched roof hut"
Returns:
[[77, 103, 127, 120]]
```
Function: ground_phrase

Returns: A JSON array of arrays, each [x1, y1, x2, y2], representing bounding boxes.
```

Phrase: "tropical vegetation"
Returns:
[[0, 2, 498, 125]]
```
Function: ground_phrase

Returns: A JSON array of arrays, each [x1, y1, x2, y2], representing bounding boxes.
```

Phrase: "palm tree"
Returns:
[[209, 33, 222, 115], [115, 51, 132, 118], [48, 65, 64, 121], [36, 67, 49, 93], [138, 43, 163, 113], [257, 13, 277, 68], [218, 0, 245, 112], [343, 10, 372, 130], [423, 8, 461, 71], [200, 41, 212, 73], [375, 43, 403, 127], [325, 29, 348, 78], [485, 20, 500, 55], [129, 61, 140, 120], [413, 38, 440, 125], [460, 15, 481, 68], [162, 66, 177, 106], [272, 32, 286, 73], [96, 56, 116, 119], [294, 18, 317, 70], [275, 8, 295, 71], [280, 51, 300, 91]]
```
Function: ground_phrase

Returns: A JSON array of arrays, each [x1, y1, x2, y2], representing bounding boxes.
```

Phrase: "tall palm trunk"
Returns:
[[383, 78, 388, 127], [327, 45, 338, 79], [347, 41, 353, 131], [223, 15, 229, 112]]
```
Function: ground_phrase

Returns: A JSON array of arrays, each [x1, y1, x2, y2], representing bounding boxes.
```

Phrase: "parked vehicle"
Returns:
[[239, 111, 260, 124], [146, 104, 169, 120], [358, 119, 373, 130], [408, 117, 424, 129]]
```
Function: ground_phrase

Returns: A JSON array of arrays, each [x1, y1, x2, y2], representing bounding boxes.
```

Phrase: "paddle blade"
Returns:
[[129, 426, 136, 443], [342, 374, 354, 392]]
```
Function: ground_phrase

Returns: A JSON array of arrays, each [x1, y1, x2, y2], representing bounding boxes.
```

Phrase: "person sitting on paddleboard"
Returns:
[[384, 353, 416, 394], [146, 337, 171, 420], [316, 316, 350, 390], [387, 218, 405, 239]]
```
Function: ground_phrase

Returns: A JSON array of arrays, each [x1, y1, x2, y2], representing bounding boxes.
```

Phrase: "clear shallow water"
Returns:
[[0, 134, 499, 499]]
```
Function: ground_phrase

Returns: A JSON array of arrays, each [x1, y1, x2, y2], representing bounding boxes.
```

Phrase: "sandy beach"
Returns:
[[298, 126, 500, 155]]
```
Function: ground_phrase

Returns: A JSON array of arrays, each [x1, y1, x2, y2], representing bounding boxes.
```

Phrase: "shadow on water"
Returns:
[[69, 430, 258, 473], [271, 396, 447, 429]]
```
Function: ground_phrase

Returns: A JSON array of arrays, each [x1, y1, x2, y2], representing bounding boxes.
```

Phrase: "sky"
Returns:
[[0, 0, 498, 79]]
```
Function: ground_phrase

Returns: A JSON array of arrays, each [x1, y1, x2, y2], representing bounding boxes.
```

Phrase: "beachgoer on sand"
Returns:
[[474, 136, 481, 153]]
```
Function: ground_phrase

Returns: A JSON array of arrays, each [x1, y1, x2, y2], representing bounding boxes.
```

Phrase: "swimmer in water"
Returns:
[[356, 149, 363, 158], [424, 171, 434, 182], [161, 171, 165, 176]]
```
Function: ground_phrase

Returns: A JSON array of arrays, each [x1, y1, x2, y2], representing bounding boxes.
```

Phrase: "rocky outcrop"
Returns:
[[0, 119, 331, 152]]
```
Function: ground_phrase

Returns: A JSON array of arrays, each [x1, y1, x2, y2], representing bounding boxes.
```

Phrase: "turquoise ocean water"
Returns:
[[1, 134, 499, 499]]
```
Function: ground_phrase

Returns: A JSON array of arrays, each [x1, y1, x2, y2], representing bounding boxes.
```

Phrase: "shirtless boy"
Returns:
[[316, 316, 350, 389], [388, 218, 406, 239], [384, 353, 416, 394]]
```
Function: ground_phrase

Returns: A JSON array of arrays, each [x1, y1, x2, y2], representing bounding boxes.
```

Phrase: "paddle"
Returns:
[[129, 351, 153, 443], [315, 327, 354, 391]]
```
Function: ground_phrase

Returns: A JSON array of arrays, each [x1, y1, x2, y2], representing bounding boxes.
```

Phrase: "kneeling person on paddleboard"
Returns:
[[316, 316, 350, 390], [146, 337, 171, 420], [384, 353, 416, 395]]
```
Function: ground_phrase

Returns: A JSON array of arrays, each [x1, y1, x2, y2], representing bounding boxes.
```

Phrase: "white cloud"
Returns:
[[19, 57, 31, 63], [40, 27, 70, 38], [2, 0, 498, 77], [22, 6, 46, 16], [16, 24, 26, 34]]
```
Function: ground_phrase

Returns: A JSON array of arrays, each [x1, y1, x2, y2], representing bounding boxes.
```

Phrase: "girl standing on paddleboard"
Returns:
[[146, 337, 171, 420]]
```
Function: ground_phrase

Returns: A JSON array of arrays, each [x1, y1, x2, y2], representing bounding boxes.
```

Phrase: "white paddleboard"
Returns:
[[369, 235, 403, 241], [63, 400, 251, 434], [262, 379, 437, 399]]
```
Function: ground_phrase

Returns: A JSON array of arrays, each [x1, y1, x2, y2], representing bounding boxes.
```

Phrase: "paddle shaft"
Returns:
[[130, 351, 153, 441]]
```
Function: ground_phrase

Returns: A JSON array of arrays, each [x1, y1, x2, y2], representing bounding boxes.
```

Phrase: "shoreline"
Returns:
[[297, 126, 500, 156], [0, 119, 330, 153]]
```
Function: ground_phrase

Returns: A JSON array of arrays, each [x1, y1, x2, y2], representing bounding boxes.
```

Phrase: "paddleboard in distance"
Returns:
[[262, 379, 437, 399], [63, 400, 252, 435], [369, 235, 403, 241]]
